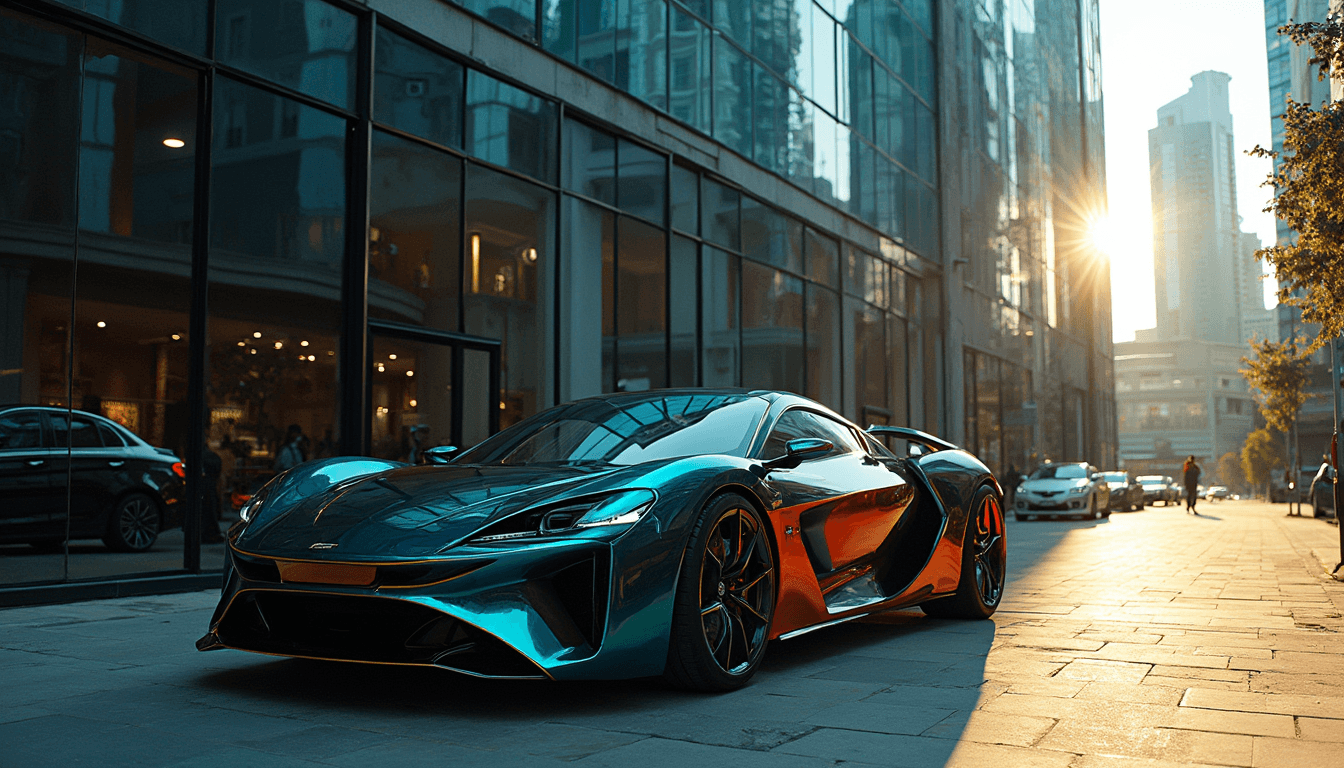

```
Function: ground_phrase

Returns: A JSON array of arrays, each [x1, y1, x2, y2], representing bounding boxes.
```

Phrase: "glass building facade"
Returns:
[[0, 0, 1113, 594]]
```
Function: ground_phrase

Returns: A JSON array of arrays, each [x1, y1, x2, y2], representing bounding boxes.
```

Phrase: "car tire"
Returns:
[[103, 492, 161, 552], [921, 485, 1006, 620], [665, 492, 777, 692]]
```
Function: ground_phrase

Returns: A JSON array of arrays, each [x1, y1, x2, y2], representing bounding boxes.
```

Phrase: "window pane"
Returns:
[[752, 0, 791, 76], [850, 42, 873, 139], [374, 27, 464, 149], [976, 354, 1002, 475], [742, 197, 803, 274], [812, 108, 840, 206], [805, 228, 839, 288], [215, 0, 356, 109], [542, 0, 576, 61], [559, 197, 612, 401], [701, 178, 740, 251], [369, 335, 454, 462], [847, 297, 885, 420], [465, 164, 554, 428], [461, 0, 537, 40], [57, 0, 206, 54], [713, 34, 752, 158], [811, 3, 837, 116], [563, 118, 616, 205], [752, 64, 788, 174], [917, 103, 936, 182], [805, 285, 841, 410], [741, 261, 803, 394], [787, 95, 815, 193], [617, 0, 667, 110], [887, 313, 907, 424], [714, 0, 750, 46], [618, 138, 666, 224], [669, 235, 698, 387], [369, 130, 462, 331], [577, 0, 615, 82], [701, 247, 739, 386], [466, 70, 558, 184], [208, 78, 344, 536], [670, 163, 698, 233], [903, 0, 932, 34], [669, 4, 711, 133], [616, 217, 667, 391]]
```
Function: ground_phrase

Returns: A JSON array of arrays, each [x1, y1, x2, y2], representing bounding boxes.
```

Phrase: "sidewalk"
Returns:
[[2, 500, 1342, 767]]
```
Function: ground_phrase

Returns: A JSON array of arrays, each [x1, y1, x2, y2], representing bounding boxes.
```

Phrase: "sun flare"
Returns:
[[1088, 215, 1124, 259]]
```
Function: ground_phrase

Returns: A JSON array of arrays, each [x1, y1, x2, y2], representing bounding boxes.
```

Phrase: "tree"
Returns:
[[1217, 451, 1246, 494], [1242, 428, 1287, 500], [1240, 337, 1316, 435], [1248, 16, 1344, 352]]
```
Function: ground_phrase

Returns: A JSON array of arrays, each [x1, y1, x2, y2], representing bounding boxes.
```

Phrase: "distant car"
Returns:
[[1014, 462, 1110, 521], [0, 406, 185, 552], [1136, 475, 1177, 506], [1309, 463, 1336, 519], [1204, 485, 1230, 501], [1103, 471, 1144, 511], [1164, 476, 1183, 503]]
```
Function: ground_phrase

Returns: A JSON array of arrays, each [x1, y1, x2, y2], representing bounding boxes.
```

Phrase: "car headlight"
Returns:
[[1069, 486, 1089, 494], [238, 474, 283, 524], [1015, 485, 1025, 495], [469, 489, 657, 544]]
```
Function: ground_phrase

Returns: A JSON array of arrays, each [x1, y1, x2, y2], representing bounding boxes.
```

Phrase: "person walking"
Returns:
[[1182, 455, 1202, 514], [274, 424, 307, 472]]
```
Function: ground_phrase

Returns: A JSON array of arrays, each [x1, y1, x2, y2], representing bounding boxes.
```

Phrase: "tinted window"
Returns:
[[52, 413, 102, 448], [374, 27, 464, 149], [456, 393, 768, 466], [96, 421, 126, 447], [1103, 473, 1128, 483], [215, 0, 356, 108], [465, 71, 557, 184], [0, 411, 44, 451], [1031, 464, 1088, 480], [760, 409, 863, 461]]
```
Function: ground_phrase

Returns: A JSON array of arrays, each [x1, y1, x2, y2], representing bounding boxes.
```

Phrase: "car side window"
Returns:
[[96, 421, 126, 447], [51, 414, 102, 449], [760, 410, 864, 461], [0, 411, 44, 451]]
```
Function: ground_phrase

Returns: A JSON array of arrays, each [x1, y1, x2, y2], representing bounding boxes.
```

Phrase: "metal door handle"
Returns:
[[108, 460, 125, 467], [26, 459, 43, 467]]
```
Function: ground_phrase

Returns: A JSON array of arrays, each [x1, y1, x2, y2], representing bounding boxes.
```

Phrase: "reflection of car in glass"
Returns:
[[1136, 475, 1177, 506], [1013, 462, 1110, 521], [1309, 464, 1336, 519], [199, 389, 1006, 691], [1103, 471, 1144, 511], [0, 406, 186, 552]]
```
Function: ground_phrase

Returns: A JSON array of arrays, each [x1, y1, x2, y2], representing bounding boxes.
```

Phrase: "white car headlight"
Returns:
[[1069, 486, 1089, 494], [470, 489, 657, 543]]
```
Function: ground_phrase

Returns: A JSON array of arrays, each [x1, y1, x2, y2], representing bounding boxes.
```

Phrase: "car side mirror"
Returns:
[[763, 438, 833, 472], [419, 445, 460, 465], [908, 443, 926, 457]]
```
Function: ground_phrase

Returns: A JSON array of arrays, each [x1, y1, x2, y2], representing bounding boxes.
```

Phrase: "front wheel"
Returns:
[[103, 493, 161, 552], [921, 486, 1006, 620], [665, 493, 777, 691]]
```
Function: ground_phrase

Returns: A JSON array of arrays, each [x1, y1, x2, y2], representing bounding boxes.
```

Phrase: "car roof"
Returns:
[[575, 388, 779, 405]]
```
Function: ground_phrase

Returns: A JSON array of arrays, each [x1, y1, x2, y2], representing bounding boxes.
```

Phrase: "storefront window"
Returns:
[[713, 34, 752, 158], [464, 164, 554, 427], [558, 196, 611, 401], [207, 78, 344, 531], [701, 178, 740, 251], [669, 235, 698, 387], [369, 335, 454, 462], [616, 217, 667, 391], [618, 138, 667, 224], [215, 0, 357, 109], [369, 130, 463, 331], [617, 0, 668, 110], [847, 297, 886, 424], [55, 0, 207, 55], [564, 118, 616, 205], [374, 27, 464, 150], [741, 261, 803, 394], [742, 197, 803, 275], [466, 71, 558, 184], [669, 6, 711, 134], [701, 247, 739, 387], [805, 285, 841, 411]]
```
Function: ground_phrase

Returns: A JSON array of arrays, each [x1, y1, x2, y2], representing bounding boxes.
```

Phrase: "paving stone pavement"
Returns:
[[2, 499, 1343, 767]]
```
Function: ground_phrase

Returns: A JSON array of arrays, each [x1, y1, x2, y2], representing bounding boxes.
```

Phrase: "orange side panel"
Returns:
[[768, 501, 830, 639]]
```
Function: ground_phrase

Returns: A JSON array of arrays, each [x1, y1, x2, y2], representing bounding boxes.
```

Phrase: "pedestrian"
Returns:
[[1006, 463, 1019, 509], [1182, 455, 1201, 514], [274, 424, 306, 472]]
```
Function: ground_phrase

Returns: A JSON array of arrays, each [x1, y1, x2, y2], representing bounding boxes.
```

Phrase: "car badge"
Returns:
[[309, 542, 338, 550]]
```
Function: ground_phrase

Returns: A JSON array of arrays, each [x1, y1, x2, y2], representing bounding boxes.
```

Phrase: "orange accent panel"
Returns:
[[820, 484, 915, 570], [768, 501, 830, 639], [276, 560, 376, 586]]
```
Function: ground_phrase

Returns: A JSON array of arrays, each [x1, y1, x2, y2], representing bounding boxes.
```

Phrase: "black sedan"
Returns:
[[0, 406, 186, 551], [1309, 463, 1336, 519], [1103, 471, 1145, 511], [198, 389, 1006, 691]]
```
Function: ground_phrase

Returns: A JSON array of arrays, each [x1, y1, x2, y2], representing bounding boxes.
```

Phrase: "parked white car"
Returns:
[[1014, 462, 1110, 521]]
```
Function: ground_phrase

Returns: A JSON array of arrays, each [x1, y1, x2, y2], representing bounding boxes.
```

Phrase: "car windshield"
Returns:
[[454, 392, 769, 466], [1103, 472, 1127, 483], [1030, 464, 1088, 480]]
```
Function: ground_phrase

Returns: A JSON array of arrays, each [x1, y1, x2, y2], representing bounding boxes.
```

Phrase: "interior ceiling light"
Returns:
[[171, 334, 181, 340], [300, 340, 309, 347], [97, 321, 106, 328], [253, 331, 262, 338], [162, 137, 185, 148], [406, 370, 414, 377], [388, 354, 397, 360]]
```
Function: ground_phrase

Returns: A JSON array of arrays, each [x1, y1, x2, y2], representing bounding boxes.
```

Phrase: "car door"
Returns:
[[759, 409, 917, 610], [0, 409, 62, 541], [53, 412, 124, 537]]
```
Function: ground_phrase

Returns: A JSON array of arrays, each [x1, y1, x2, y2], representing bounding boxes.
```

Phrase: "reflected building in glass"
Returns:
[[0, 0, 1113, 596]]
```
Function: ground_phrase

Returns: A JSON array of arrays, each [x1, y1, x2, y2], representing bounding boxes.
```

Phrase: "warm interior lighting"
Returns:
[[471, 233, 481, 293], [249, 348, 257, 355], [274, 341, 283, 349], [388, 354, 397, 360], [252, 331, 262, 338], [405, 370, 414, 377], [522, 247, 538, 263], [409, 399, 417, 407], [96, 321, 106, 328], [376, 363, 385, 372], [237, 341, 245, 347], [162, 137, 185, 148], [307, 355, 315, 361], [171, 334, 181, 340], [300, 340, 309, 347]]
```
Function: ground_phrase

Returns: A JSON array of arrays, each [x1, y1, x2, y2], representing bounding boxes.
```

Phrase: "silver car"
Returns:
[[1014, 462, 1110, 521]]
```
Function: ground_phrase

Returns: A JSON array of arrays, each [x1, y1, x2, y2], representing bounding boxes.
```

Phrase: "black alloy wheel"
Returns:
[[104, 493, 161, 552], [666, 493, 776, 691], [922, 486, 1006, 619]]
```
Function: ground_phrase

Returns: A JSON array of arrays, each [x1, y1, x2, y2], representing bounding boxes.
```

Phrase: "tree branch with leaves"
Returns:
[[1240, 337, 1317, 435]]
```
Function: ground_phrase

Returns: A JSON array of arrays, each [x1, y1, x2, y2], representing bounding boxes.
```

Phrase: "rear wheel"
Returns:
[[665, 493, 776, 691], [921, 486, 1005, 620], [103, 493, 160, 552]]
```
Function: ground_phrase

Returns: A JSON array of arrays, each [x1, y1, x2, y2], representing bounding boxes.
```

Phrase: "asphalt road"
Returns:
[[2, 500, 1342, 767]]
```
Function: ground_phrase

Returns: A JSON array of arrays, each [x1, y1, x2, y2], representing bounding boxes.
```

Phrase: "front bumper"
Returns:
[[198, 518, 679, 681], [1015, 496, 1088, 512]]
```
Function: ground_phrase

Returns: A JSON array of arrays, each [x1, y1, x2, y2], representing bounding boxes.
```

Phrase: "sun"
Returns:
[[1088, 214, 1123, 259]]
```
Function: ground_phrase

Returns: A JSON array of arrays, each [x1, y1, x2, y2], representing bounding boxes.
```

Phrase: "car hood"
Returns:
[[1020, 479, 1088, 493], [234, 463, 632, 559]]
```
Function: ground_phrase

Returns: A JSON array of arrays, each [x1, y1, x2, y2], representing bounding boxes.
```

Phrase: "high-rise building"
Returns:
[[0, 0, 1113, 597]]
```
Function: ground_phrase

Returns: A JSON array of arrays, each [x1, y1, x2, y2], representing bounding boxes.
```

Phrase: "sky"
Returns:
[[1098, 0, 1280, 343]]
